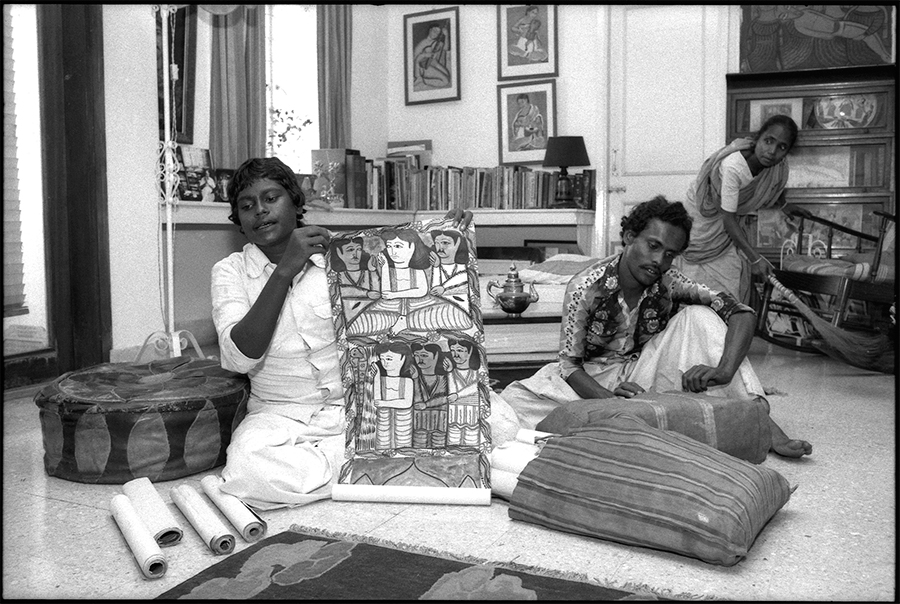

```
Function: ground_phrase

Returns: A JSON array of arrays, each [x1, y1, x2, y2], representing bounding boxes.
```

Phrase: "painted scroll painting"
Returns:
[[325, 217, 491, 505]]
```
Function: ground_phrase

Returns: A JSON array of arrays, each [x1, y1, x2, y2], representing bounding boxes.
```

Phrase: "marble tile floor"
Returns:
[[2, 338, 895, 600]]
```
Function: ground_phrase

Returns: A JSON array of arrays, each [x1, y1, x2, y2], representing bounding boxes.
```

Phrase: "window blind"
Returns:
[[3, 4, 28, 317]]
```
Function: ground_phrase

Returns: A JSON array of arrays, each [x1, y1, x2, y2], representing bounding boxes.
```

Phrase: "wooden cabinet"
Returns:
[[726, 65, 895, 260]]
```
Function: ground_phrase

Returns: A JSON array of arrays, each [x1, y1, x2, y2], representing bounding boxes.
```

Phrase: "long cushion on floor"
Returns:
[[34, 356, 249, 484], [534, 390, 771, 464], [508, 415, 793, 567]]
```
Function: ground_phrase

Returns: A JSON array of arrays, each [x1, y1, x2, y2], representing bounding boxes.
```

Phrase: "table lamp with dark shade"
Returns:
[[542, 136, 591, 208]]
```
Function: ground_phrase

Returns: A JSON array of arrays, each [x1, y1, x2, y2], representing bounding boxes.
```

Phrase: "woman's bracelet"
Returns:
[[750, 257, 763, 265]]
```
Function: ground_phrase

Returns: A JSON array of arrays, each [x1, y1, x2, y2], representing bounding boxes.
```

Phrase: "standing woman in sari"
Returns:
[[673, 114, 798, 303]]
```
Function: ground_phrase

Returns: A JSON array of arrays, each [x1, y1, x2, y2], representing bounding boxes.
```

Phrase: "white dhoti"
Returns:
[[499, 305, 765, 430], [219, 404, 345, 511]]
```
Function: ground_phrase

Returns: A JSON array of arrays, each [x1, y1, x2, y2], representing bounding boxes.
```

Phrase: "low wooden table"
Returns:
[[482, 303, 561, 362]]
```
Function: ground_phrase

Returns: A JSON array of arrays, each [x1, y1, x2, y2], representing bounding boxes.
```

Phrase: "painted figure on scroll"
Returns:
[[370, 340, 416, 451], [498, 195, 812, 458], [210, 156, 473, 510], [672, 114, 798, 304], [329, 235, 381, 326], [446, 338, 482, 447], [347, 228, 473, 337], [410, 342, 455, 448], [429, 228, 472, 314]]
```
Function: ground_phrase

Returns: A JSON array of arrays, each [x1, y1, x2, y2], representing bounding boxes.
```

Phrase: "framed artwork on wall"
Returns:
[[748, 97, 803, 131], [404, 6, 461, 106], [497, 79, 556, 165], [497, 5, 558, 81], [156, 4, 197, 144], [739, 5, 894, 73]]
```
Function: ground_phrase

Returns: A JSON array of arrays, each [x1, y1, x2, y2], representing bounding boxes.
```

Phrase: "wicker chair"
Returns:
[[755, 206, 896, 353]]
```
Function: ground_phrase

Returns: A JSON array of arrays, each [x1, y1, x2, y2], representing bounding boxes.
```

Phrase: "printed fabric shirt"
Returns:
[[557, 253, 755, 380], [211, 243, 343, 423]]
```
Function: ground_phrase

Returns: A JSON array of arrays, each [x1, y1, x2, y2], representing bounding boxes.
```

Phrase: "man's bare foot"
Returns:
[[768, 417, 812, 458], [771, 435, 813, 458]]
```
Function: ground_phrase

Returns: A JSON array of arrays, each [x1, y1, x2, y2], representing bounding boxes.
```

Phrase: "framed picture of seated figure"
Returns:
[[497, 4, 558, 81], [497, 79, 557, 165], [404, 7, 461, 106]]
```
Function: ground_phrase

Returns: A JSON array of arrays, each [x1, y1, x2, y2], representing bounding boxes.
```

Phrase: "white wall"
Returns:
[[103, 5, 165, 360], [351, 5, 608, 172], [102, 5, 214, 361]]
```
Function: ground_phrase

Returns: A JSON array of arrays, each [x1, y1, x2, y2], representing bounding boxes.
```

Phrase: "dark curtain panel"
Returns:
[[317, 5, 352, 148], [210, 5, 266, 170]]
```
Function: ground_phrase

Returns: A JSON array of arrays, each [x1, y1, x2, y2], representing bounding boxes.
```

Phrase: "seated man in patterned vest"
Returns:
[[499, 195, 812, 458]]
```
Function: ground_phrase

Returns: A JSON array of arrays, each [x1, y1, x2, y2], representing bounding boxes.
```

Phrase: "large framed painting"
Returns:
[[497, 79, 556, 166], [739, 5, 894, 73], [404, 7, 461, 106], [156, 4, 197, 144], [326, 217, 491, 505], [497, 5, 558, 81]]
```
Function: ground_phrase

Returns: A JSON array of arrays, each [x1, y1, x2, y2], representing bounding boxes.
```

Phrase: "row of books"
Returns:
[[370, 160, 596, 212], [311, 148, 597, 212]]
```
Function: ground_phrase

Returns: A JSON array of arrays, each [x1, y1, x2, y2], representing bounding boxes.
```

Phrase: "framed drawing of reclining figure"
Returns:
[[325, 217, 492, 505]]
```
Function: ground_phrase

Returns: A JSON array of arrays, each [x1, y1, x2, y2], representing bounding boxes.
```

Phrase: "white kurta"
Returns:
[[211, 244, 345, 510]]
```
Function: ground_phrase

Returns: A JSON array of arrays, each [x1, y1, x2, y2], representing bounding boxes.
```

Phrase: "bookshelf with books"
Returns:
[[366, 157, 596, 213], [164, 154, 598, 255]]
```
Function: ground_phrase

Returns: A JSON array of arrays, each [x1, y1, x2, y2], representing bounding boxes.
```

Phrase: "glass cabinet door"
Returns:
[[786, 141, 889, 190], [732, 89, 892, 136]]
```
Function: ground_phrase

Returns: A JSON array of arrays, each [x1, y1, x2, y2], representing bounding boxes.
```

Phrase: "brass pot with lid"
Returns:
[[486, 263, 540, 318]]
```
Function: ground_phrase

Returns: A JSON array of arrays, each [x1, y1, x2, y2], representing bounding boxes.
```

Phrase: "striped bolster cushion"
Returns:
[[535, 391, 772, 464], [508, 415, 792, 566]]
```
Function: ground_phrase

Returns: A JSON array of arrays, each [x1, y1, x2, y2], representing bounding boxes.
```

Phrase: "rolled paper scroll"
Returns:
[[490, 468, 521, 500], [331, 484, 491, 505], [170, 484, 235, 555], [200, 475, 267, 542], [491, 440, 540, 475], [110, 494, 167, 580], [515, 428, 556, 444], [122, 477, 183, 547]]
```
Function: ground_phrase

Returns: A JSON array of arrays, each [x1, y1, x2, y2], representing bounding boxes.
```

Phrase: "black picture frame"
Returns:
[[497, 5, 558, 81], [157, 5, 197, 144], [497, 79, 557, 166], [403, 6, 461, 106]]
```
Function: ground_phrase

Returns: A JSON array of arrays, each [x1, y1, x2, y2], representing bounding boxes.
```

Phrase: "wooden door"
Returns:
[[605, 5, 732, 256]]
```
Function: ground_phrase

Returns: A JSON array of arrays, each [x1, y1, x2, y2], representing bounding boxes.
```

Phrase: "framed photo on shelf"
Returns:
[[403, 7, 461, 106], [748, 97, 802, 131], [497, 79, 556, 166], [497, 5, 558, 81], [175, 145, 211, 202], [157, 4, 197, 144], [213, 169, 235, 204]]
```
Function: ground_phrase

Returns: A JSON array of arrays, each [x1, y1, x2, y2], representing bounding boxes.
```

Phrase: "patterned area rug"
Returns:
[[157, 524, 651, 600]]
